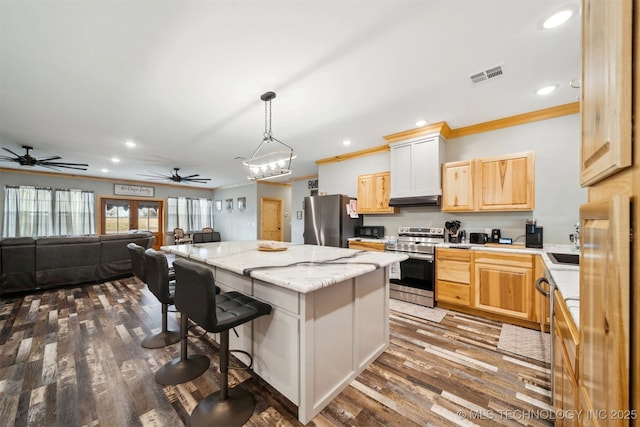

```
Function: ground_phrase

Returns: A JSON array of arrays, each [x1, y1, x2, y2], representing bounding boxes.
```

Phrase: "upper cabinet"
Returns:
[[441, 160, 475, 211], [580, 0, 632, 186], [356, 171, 397, 214], [442, 151, 535, 212], [476, 151, 535, 211], [389, 135, 445, 199]]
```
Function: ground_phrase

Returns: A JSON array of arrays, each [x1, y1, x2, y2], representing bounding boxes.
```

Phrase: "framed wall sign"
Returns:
[[226, 198, 233, 212], [215, 200, 222, 212], [237, 197, 246, 212], [114, 184, 155, 197]]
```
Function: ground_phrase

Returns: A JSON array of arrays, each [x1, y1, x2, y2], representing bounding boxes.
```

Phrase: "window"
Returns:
[[3, 185, 96, 238], [167, 197, 213, 232]]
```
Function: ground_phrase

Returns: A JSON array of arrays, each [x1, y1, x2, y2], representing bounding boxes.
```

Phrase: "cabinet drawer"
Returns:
[[349, 241, 385, 252], [436, 280, 470, 306], [214, 268, 252, 294], [436, 247, 471, 261], [436, 259, 470, 284], [474, 251, 533, 268], [254, 279, 299, 315]]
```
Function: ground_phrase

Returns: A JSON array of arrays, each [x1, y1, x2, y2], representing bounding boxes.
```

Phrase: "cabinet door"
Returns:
[[356, 174, 374, 213], [581, 0, 632, 186], [474, 263, 532, 319], [442, 160, 474, 211], [372, 172, 394, 212], [579, 195, 630, 422], [390, 143, 413, 198], [476, 152, 534, 211], [412, 137, 441, 196], [553, 322, 578, 427]]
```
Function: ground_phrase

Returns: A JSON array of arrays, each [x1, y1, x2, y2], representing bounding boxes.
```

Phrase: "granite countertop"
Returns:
[[436, 242, 580, 327], [161, 241, 408, 293]]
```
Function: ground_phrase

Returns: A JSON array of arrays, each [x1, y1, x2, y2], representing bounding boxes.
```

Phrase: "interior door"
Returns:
[[260, 197, 283, 241], [100, 198, 164, 249], [578, 195, 630, 421]]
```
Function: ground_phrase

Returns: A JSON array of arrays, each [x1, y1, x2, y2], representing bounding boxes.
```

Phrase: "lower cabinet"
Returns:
[[553, 290, 579, 426], [435, 248, 471, 307], [473, 251, 534, 320], [348, 241, 385, 252]]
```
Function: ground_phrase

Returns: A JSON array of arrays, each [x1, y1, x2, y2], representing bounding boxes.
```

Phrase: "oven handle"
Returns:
[[404, 252, 434, 261]]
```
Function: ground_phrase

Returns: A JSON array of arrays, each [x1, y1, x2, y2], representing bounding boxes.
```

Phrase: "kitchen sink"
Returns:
[[548, 252, 579, 265]]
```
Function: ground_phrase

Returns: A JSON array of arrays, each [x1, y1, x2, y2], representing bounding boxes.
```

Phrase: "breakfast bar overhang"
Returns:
[[161, 241, 407, 424]]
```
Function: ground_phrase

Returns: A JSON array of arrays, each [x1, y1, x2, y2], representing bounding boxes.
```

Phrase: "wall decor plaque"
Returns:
[[114, 184, 155, 197]]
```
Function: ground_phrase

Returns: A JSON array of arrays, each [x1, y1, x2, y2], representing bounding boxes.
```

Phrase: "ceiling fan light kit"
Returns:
[[244, 91, 295, 181], [1, 145, 89, 171]]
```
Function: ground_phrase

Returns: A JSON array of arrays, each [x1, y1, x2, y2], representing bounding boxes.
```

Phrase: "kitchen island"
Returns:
[[161, 241, 407, 424]]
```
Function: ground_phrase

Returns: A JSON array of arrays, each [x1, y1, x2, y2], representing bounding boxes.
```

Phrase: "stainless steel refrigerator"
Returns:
[[304, 194, 362, 248]]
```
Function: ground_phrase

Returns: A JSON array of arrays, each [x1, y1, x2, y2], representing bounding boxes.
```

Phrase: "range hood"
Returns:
[[386, 130, 447, 208], [388, 195, 441, 207]]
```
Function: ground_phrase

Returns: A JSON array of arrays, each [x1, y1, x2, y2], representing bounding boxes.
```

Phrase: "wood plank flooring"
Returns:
[[0, 277, 553, 426]]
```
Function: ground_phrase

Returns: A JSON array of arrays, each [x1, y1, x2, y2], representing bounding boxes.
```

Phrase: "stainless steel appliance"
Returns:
[[303, 194, 362, 248], [384, 226, 445, 307], [355, 225, 385, 239]]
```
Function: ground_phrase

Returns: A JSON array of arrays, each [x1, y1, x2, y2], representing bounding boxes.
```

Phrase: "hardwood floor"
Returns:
[[0, 277, 553, 426]]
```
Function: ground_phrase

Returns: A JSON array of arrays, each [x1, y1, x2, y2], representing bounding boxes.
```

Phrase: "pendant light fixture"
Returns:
[[244, 91, 296, 180]]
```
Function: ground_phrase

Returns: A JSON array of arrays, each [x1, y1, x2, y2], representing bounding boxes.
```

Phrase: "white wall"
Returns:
[[291, 179, 312, 244], [212, 183, 258, 241], [314, 114, 587, 244]]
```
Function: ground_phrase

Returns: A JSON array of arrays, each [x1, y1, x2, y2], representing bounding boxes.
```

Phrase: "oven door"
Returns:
[[389, 252, 434, 292]]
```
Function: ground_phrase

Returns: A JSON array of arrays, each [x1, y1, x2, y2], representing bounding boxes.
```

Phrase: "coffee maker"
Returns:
[[525, 220, 543, 248]]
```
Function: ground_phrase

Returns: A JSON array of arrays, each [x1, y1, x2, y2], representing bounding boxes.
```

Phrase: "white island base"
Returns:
[[161, 242, 403, 424]]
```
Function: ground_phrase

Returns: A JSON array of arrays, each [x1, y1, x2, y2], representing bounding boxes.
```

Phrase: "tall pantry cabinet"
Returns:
[[578, 0, 637, 425]]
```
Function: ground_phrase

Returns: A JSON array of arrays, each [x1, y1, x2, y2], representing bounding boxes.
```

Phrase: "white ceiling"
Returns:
[[0, 0, 581, 188]]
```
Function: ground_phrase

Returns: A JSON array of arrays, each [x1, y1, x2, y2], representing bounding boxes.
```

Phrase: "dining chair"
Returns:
[[173, 228, 192, 245], [202, 227, 214, 233]]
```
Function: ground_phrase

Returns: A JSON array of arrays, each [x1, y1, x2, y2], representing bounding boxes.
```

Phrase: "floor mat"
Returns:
[[498, 323, 550, 363], [389, 299, 447, 323]]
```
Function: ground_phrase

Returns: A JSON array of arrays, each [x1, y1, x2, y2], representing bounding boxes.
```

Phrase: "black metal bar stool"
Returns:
[[127, 244, 181, 349], [171, 258, 272, 427]]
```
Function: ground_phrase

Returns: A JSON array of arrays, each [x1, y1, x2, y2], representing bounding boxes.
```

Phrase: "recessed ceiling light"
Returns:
[[536, 85, 558, 96], [343, 140, 351, 146], [543, 9, 574, 29], [125, 140, 136, 148], [101, 168, 109, 173], [111, 157, 120, 163], [415, 120, 427, 127]]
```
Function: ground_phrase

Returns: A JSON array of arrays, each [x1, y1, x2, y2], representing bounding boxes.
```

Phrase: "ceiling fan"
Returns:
[[137, 167, 212, 184], [1, 145, 89, 170]]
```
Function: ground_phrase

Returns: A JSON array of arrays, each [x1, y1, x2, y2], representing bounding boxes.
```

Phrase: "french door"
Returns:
[[100, 197, 164, 249]]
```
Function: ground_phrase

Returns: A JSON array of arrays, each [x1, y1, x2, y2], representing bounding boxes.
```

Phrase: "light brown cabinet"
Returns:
[[435, 248, 471, 307], [534, 254, 550, 331], [356, 171, 397, 214], [553, 290, 579, 427], [348, 241, 385, 252], [580, 0, 632, 186], [441, 151, 534, 212], [476, 151, 535, 211], [441, 160, 475, 211], [473, 251, 533, 321]]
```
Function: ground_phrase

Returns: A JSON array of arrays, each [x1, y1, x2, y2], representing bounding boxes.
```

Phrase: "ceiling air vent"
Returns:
[[470, 64, 505, 86]]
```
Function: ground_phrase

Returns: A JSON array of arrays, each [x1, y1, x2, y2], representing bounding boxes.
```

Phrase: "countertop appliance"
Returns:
[[526, 221, 544, 248], [491, 228, 501, 242], [304, 194, 362, 248], [384, 226, 445, 308], [354, 225, 385, 239], [469, 232, 488, 244]]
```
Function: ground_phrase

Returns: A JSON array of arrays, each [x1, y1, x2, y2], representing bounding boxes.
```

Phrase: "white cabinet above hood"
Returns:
[[388, 133, 446, 206]]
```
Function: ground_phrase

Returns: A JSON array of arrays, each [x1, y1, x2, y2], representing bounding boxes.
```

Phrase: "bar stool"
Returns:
[[154, 258, 221, 385], [171, 258, 272, 427], [141, 249, 181, 349]]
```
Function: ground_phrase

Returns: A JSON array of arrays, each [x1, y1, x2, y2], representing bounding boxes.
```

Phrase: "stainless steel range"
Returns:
[[384, 226, 445, 307]]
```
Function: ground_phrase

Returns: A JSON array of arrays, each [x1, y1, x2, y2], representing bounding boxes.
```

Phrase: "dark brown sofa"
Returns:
[[0, 231, 154, 295]]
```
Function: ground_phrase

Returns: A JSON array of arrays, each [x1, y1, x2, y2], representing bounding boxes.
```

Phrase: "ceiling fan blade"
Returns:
[[38, 156, 62, 162], [2, 147, 23, 158], [181, 174, 200, 179], [137, 173, 171, 178], [185, 178, 212, 182], [0, 155, 18, 161], [41, 161, 89, 167], [39, 162, 88, 171]]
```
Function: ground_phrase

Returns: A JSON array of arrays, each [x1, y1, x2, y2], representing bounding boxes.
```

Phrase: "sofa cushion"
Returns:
[[35, 236, 101, 288], [0, 237, 36, 293], [99, 232, 154, 278]]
